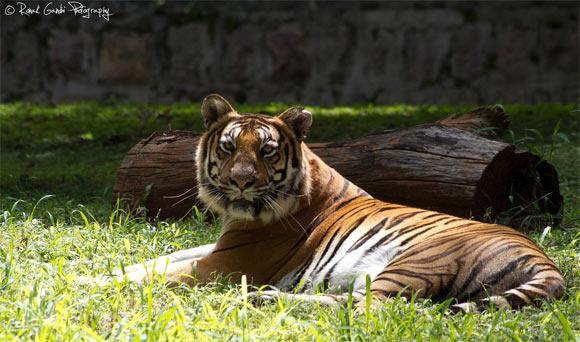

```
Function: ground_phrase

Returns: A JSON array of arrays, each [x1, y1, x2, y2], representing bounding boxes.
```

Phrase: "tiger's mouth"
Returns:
[[230, 198, 254, 207], [200, 181, 299, 222], [227, 197, 265, 218]]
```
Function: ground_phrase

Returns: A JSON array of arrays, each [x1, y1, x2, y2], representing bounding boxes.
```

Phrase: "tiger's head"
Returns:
[[196, 94, 312, 223]]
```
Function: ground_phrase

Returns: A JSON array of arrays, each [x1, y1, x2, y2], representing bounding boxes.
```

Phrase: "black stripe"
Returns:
[[381, 269, 435, 293], [291, 141, 300, 168], [468, 254, 536, 300], [373, 275, 408, 288], [397, 217, 442, 236], [315, 216, 366, 276], [333, 179, 351, 202], [444, 218, 464, 225], [528, 263, 559, 272], [310, 228, 343, 273], [504, 291, 529, 308], [309, 204, 375, 272], [367, 232, 397, 252], [205, 122, 226, 142], [516, 288, 538, 300], [317, 216, 369, 281], [486, 255, 536, 286], [363, 211, 429, 252], [304, 195, 365, 234], [398, 223, 440, 245], [357, 188, 370, 197], [348, 217, 390, 251], [400, 230, 499, 268], [455, 242, 524, 298], [211, 239, 273, 254], [289, 261, 312, 290], [445, 222, 480, 231], [526, 282, 548, 292], [333, 195, 367, 212], [431, 263, 460, 302], [422, 213, 445, 220], [272, 144, 291, 185], [401, 237, 473, 264], [384, 211, 425, 231]]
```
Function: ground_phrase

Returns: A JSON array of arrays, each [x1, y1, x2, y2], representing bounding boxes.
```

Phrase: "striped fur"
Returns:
[[98, 95, 563, 312]]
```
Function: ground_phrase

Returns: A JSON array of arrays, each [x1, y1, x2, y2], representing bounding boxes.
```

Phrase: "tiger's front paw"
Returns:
[[77, 267, 149, 287], [242, 290, 282, 305], [77, 273, 119, 287]]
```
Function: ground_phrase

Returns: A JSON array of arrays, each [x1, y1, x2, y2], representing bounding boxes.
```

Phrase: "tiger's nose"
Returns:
[[230, 165, 257, 190], [231, 177, 256, 190]]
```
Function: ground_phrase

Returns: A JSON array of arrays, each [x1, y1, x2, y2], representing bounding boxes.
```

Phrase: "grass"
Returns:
[[0, 102, 579, 340]]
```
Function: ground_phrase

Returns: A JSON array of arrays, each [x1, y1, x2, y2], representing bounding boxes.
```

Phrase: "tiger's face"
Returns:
[[196, 94, 312, 223]]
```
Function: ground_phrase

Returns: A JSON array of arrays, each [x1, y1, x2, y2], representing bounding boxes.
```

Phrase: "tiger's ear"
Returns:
[[278, 107, 312, 141], [201, 94, 236, 128]]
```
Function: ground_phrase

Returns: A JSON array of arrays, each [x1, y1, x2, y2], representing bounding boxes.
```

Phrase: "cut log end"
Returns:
[[475, 144, 516, 218], [494, 152, 563, 229]]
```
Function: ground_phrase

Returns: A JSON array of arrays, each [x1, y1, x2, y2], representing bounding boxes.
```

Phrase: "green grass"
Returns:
[[0, 102, 579, 340]]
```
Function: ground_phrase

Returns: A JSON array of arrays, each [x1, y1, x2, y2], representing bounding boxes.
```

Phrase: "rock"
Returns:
[[165, 23, 213, 98], [2, 31, 40, 100], [98, 31, 155, 83], [266, 24, 310, 85], [342, 29, 405, 103], [495, 28, 538, 82], [49, 29, 96, 75], [403, 29, 451, 84], [363, 9, 463, 30], [450, 23, 492, 80]]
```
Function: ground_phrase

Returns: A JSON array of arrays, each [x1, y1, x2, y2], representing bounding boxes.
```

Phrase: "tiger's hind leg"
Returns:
[[452, 265, 566, 313], [360, 240, 566, 313]]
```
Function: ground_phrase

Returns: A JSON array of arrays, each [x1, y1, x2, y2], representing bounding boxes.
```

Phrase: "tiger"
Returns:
[[96, 94, 565, 312]]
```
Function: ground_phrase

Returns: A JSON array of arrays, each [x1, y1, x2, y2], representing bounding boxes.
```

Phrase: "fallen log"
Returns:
[[112, 107, 561, 229]]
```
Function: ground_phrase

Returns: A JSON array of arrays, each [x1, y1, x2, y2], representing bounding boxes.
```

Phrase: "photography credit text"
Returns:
[[3, 1, 112, 21]]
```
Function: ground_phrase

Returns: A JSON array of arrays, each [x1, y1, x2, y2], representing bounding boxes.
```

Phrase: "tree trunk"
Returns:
[[112, 106, 561, 229]]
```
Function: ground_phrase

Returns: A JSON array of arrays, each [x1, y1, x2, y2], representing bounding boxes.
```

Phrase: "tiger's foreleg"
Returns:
[[81, 243, 215, 287], [245, 289, 368, 306], [122, 243, 215, 274], [245, 289, 405, 315]]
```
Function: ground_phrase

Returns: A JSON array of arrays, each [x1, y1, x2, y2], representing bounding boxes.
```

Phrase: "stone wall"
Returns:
[[1, 1, 578, 105]]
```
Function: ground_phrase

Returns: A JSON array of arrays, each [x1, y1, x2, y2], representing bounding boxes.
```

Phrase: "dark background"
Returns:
[[1, 0, 578, 105]]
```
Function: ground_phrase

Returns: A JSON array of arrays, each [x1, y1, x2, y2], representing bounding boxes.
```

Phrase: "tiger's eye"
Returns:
[[220, 140, 234, 154], [262, 144, 278, 157]]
